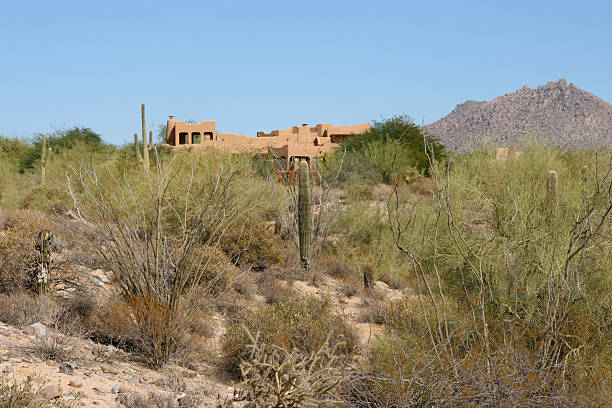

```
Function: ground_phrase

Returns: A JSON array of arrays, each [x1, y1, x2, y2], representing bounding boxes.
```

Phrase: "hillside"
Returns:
[[425, 79, 612, 150]]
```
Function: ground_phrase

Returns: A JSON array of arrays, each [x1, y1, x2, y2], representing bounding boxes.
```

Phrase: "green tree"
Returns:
[[18, 127, 106, 172], [342, 115, 446, 176]]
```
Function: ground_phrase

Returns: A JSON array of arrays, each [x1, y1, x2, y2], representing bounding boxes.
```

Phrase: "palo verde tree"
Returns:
[[338, 115, 446, 182]]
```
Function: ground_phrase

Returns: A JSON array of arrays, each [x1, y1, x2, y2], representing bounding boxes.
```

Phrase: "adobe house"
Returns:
[[166, 117, 370, 169]]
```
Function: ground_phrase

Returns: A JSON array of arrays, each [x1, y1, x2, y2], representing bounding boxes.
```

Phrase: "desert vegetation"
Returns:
[[0, 119, 610, 407]]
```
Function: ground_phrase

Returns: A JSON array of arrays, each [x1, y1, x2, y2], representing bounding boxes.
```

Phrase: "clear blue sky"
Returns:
[[1, 0, 611, 145]]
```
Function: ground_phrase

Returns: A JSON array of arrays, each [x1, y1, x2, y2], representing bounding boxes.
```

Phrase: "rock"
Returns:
[[89, 277, 105, 287], [59, 362, 75, 375], [93, 386, 111, 394], [21, 357, 32, 363], [68, 380, 83, 388], [26, 322, 47, 338], [128, 376, 139, 385], [40, 384, 61, 399], [111, 383, 121, 394], [2, 366, 12, 373], [63, 393, 77, 401], [93, 270, 111, 283], [101, 364, 118, 374]]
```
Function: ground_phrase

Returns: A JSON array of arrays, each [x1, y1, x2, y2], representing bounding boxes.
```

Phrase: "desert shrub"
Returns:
[[216, 219, 283, 269], [117, 392, 176, 408], [222, 295, 356, 378], [378, 142, 612, 405], [0, 293, 58, 326], [0, 210, 74, 294], [0, 212, 48, 293], [20, 185, 71, 213], [319, 257, 352, 279], [346, 184, 374, 203], [66, 150, 271, 367], [0, 378, 74, 408], [256, 274, 296, 304]]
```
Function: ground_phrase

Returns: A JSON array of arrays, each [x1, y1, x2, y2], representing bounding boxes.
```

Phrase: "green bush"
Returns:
[[334, 115, 446, 183]]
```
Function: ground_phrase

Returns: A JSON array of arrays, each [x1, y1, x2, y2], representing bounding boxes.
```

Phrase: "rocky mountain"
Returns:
[[425, 79, 612, 150]]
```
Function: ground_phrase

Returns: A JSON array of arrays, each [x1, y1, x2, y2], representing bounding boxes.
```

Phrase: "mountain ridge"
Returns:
[[424, 79, 612, 150]]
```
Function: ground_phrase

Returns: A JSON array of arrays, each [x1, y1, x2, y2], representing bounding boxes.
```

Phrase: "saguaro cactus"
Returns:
[[547, 170, 558, 200], [141, 103, 150, 169], [298, 159, 311, 270], [134, 133, 143, 162], [134, 104, 151, 169], [40, 133, 52, 185]]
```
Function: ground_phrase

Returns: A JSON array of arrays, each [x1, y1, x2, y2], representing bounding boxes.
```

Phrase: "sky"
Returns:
[[1, 0, 611, 145]]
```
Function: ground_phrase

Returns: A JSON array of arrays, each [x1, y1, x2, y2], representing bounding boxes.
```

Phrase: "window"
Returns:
[[179, 132, 188, 145], [192, 132, 201, 144]]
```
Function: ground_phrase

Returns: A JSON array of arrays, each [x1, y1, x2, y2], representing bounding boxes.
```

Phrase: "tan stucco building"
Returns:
[[165, 117, 370, 168]]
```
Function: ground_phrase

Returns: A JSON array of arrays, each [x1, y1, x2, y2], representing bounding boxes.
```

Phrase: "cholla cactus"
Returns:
[[236, 329, 343, 407], [298, 159, 311, 270], [34, 229, 53, 295]]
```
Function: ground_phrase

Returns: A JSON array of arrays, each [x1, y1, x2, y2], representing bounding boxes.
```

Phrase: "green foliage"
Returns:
[[339, 114, 446, 180], [19, 127, 106, 173]]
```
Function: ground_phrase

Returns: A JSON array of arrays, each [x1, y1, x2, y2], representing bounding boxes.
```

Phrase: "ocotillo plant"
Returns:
[[40, 133, 51, 185], [298, 159, 311, 270], [547, 170, 558, 200]]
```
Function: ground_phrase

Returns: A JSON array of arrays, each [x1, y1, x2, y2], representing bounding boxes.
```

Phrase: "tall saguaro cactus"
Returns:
[[40, 133, 52, 185], [141, 103, 150, 169], [298, 159, 311, 270], [135, 104, 151, 169]]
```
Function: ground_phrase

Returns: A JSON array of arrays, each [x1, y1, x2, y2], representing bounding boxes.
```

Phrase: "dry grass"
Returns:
[[0, 378, 74, 408], [0, 293, 58, 326]]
